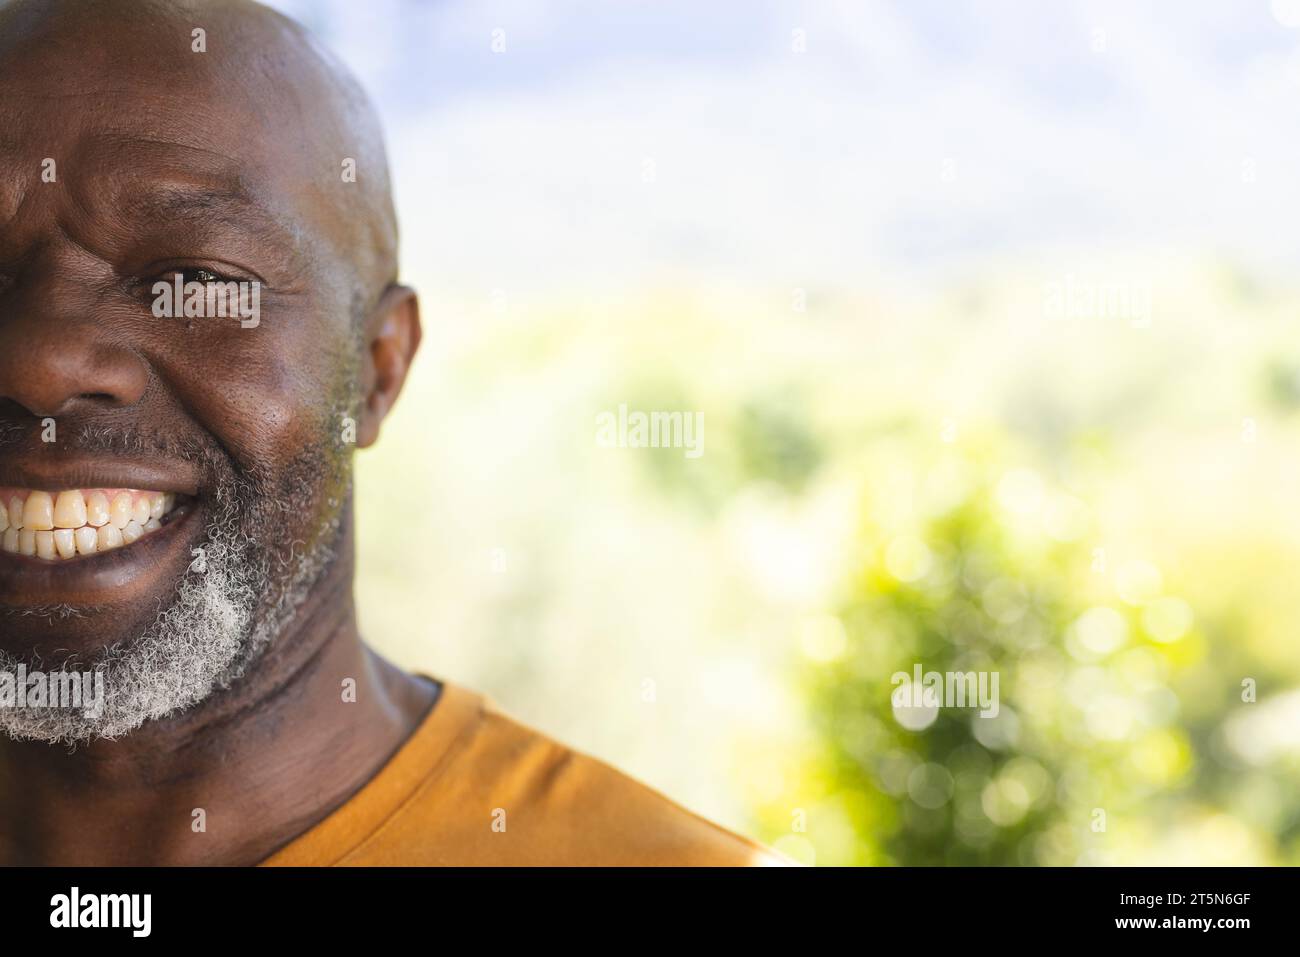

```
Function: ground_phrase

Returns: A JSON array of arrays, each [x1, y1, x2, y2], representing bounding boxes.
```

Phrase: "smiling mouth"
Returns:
[[0, 488, 186, 561]]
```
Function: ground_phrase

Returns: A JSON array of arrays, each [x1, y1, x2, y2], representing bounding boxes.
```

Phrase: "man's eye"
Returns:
[[176, 268, 223, 284], [154, 267, 227, 286]]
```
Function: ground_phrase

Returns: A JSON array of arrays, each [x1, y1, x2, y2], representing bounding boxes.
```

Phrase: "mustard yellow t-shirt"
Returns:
[[260, 681, 786, 866]]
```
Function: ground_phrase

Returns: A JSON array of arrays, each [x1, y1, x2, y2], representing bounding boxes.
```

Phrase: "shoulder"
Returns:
[[345, 685, 791, 866]]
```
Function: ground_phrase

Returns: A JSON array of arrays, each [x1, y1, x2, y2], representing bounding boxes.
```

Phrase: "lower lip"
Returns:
[[0, 504, 203, 607]]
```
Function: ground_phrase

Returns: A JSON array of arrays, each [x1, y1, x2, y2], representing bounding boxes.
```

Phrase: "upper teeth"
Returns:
[[0, 489, 177, 560]]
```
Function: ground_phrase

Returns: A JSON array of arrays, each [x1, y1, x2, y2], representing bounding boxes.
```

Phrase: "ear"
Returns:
[[357, 284, 421, 449]]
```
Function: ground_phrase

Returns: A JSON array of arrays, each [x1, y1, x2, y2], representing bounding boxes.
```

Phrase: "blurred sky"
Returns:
[[265, 0, 1300, 295]]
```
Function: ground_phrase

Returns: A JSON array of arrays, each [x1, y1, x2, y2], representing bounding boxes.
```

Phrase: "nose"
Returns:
[[0, 266, 149, 419]]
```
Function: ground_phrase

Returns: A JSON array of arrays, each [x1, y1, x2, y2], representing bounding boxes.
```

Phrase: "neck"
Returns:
[[0, 522, 438, 866]]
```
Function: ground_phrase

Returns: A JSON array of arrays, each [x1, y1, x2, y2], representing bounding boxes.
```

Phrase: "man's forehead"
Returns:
[[0, 117, 315, 260], [0, 0, 341, 182], [0, 36, 329, 175], [0, 2, 277, 119]]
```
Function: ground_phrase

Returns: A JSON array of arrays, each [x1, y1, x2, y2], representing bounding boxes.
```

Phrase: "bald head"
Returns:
[[0, 0, 400, 315]]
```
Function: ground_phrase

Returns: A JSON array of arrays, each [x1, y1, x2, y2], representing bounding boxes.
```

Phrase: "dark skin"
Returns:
[[0, 0, 436, 864]]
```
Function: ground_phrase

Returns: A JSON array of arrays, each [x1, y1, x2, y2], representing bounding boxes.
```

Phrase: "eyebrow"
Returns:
[[121, 181, 307, 258]]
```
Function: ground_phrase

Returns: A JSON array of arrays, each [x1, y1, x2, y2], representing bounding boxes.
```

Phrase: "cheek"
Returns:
[[160, 314, 354, 475], [183, 351, 308, 470], [178, 348, 352, 557]]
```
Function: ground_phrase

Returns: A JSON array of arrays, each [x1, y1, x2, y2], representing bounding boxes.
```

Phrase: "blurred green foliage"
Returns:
[[753, 434, 1300, 866], [363, 274, 1300, 867]]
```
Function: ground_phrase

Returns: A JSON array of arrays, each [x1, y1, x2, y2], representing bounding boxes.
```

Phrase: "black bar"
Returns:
[[0, 865, 1290, 942]]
